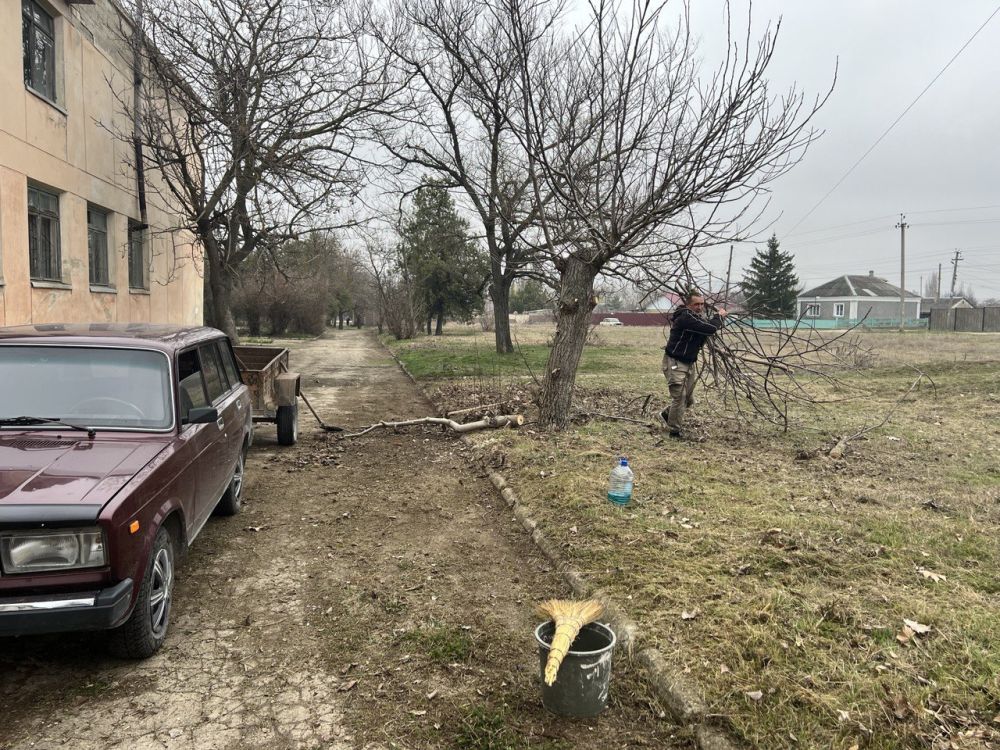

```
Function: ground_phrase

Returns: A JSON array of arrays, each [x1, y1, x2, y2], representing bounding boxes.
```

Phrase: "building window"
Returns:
[[805, 303, 820, 317], [28, 186, 61, 281], [88, 206, 110, 286], [22, 0, 56, 102], [128, 221, 147, 290], [833, 303, 845, 318]]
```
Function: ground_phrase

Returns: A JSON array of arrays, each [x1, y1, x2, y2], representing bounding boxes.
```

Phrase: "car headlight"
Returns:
[[0, 528, 106, 574]]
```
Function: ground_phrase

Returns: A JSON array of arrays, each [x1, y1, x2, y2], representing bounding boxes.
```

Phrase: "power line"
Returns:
[[786, 5, 1000, 235], [912, 218, 1000, 227], [785, 214, 895, 239], [907, 203, 1000, 216], [786, 204, 1000, 239]]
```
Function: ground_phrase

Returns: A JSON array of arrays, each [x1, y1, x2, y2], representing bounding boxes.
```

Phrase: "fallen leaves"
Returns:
[[916, 567, 947, 583], [897, 618, 933, 644]]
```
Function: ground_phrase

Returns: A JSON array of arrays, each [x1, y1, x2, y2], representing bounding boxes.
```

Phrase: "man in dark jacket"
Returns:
[[661, 293, 727, 437]]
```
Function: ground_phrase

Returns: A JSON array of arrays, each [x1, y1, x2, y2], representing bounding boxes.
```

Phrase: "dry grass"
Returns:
[[389, 325, 1000, 749]]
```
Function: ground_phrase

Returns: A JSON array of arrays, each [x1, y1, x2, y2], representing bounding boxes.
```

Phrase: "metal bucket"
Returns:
[[535, 621, 616, 717]]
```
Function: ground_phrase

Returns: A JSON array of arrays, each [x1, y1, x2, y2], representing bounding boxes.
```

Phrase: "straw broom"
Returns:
[[537, 599, 604, 686]]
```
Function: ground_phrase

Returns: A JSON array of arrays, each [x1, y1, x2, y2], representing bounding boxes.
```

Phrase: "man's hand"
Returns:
[[717, 308, 729, 318]]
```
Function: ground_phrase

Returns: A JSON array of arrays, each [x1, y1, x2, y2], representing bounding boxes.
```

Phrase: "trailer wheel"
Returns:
[[277, 402, 298, 445]]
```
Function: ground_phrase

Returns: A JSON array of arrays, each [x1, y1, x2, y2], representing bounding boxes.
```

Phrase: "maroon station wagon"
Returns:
[[0, 325, 252, 658]]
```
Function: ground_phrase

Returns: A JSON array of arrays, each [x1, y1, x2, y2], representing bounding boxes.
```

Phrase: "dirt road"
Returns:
[[0, 329, 681, 750]]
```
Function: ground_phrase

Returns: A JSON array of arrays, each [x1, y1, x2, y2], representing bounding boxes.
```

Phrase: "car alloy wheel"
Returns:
[[148, 545, 173, 639]]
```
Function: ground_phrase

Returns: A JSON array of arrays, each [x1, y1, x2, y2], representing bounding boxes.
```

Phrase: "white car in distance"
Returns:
[[599, 317, 623, 326]]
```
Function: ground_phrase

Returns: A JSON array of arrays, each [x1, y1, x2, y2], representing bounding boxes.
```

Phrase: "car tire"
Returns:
[[215, 445, 247, 516], [108, 526, 174, 659], [276, 403, 298, 446]]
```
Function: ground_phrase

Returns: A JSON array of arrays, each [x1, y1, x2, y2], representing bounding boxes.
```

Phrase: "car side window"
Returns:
[[177, 349, 209, 415], [218, 340, 241, 388], [199, 344, 227, 403]]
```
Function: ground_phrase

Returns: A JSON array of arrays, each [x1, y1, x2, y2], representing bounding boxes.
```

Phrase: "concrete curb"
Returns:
[[381, 340, 743, 750]]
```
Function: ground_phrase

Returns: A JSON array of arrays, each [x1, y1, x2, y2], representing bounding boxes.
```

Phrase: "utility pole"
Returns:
[[950, 250, 962, 297], [936, 262, 942, 301], [896, 214, 907, 331]]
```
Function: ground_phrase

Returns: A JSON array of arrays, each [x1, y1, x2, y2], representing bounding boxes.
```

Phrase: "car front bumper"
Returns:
[[0, 579, 133, 636]]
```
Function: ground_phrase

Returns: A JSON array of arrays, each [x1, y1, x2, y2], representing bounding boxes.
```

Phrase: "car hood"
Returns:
[[0, 434, 169, 508]]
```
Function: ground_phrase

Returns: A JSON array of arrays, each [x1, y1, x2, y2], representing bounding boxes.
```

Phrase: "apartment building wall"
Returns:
[[0, 0, 202, 327]]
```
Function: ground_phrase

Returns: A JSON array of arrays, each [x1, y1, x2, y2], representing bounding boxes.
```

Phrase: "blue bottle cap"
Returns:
[[620, 457, 628, 466]]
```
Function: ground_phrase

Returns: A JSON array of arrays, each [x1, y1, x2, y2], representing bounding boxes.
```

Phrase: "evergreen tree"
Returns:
[[740, 234, 799, 318], [399, 183, 488, 334], [510, 279, 550, 313]]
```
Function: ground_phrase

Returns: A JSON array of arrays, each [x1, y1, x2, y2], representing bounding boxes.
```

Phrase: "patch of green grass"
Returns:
[[454, 704, 571, 750], [401, 623, 474, 664], [454, 705, 519, 750], [388, 334, 661, 381], [379, 593, 406, 615]]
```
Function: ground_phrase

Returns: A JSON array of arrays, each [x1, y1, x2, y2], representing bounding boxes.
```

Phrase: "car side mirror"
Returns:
[[184, 407, 219, 425]]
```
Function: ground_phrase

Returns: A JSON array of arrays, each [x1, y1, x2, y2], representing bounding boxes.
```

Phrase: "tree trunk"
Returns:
[[490, 271, 514, 354], [537, 257, 599, 429], [435, 308, 444, 336], [206, 245, 238, 341], [426, 316, 432, 335], [247, 308, 261, 337], [338, 311, 344, 330]]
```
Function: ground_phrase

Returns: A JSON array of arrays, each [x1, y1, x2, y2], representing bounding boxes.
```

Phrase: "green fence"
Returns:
[[744, 317, 928, 330]]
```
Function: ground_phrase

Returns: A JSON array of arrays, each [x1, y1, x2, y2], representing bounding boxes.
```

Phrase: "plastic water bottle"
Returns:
[[607, 457, 634, 506]]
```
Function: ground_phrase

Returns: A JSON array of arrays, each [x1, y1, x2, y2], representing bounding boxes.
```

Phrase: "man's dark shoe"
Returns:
[[668, 430, 683, 439]]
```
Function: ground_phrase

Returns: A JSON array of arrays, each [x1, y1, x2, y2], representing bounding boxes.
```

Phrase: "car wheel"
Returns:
[[276, 403, 298, 446], [108, 526, 174, 659], [215, 445, 247, 516]]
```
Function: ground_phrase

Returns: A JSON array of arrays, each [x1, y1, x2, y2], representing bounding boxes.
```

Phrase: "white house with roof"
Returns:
[[797, 272, 921, 322]]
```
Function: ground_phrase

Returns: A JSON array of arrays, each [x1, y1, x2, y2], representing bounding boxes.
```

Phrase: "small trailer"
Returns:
[[232, 345, 301, 445]]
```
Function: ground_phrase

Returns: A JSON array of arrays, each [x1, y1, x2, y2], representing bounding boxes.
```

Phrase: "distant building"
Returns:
[[644, 293, 682, 312], [0, 0, 202, 327], [797, 272, 921, 322], [919, 296, 973, 319]]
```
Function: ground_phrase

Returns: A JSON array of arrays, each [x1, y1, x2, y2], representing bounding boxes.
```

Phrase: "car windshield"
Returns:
[[0, 346, 172, 430]]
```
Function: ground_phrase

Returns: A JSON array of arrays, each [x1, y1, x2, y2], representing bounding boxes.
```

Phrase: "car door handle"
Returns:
[[216, 417, 225, 430]]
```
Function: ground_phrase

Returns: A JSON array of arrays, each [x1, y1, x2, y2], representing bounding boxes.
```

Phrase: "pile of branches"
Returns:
[[702, 315, 877, 430]]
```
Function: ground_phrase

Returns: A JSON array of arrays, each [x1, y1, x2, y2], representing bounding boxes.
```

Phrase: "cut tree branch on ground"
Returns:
[[828, 368, 931, 458], [446, 402, 507, 417], [339, 414, 525, 439]]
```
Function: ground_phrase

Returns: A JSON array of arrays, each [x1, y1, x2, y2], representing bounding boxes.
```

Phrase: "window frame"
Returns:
[[217, 340, 242, 388], [128, 220, 148, 290], [198, 343, 229, 404], [833, 302, 845, 318], [87, 205, 111, 287], [177, 347, 210, 418], [804, 303, 821, 318], [27, 185, 62, 282], [22, 0, 57, 102]]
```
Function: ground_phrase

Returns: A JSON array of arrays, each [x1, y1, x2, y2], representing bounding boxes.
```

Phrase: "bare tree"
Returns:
[[362, 239, 421, 340], [505, 0, 831, 427], [373, 0, 560, 353], [117, 0, 400, 339]]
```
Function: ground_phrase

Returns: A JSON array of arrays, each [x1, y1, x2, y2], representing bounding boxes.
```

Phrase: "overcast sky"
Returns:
[[685, 1, 1000, 300]]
